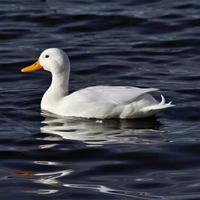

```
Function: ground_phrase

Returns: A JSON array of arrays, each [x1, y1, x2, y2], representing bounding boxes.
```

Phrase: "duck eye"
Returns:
[[45, 55, 49, 58]]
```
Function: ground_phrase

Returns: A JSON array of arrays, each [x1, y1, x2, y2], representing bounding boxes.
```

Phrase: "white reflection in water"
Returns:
[[63, 183, 162, 199], [20, 113, 167, 196], [28, 189, 59, 195], [34, 169, 73, 185], [14, 168, 73, 195], [40, 111, 166, 145]]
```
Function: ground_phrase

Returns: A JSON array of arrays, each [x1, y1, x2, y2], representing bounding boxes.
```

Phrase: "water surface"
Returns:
[[0, 0, 200, 199]]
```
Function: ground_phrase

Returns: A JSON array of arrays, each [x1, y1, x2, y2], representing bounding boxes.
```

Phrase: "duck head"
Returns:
[[21, 48, 70, 74]]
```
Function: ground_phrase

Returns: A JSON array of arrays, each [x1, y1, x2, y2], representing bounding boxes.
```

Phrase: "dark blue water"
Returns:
[[0, 0, 200, 199]]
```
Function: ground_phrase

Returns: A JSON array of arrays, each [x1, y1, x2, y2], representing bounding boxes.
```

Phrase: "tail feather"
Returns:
[[160, 95, 165, 105], [141, 95, 175, 115]]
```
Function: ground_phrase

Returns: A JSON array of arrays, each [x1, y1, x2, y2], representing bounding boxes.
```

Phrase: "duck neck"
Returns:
[[49, 70, 69, 98], [41, 69, 70, 111]]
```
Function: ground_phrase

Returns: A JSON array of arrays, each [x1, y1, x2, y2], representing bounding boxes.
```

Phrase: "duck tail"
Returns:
[[141, 95, 175, 115]]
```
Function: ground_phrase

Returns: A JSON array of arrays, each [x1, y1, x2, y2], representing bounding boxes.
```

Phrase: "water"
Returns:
[[0, 0, 200, 199]]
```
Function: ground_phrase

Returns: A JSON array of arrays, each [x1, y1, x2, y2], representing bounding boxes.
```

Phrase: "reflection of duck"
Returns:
[[13, 168, 73, 195], [41, 112, 164, 145], [21, 48, 174, 119]]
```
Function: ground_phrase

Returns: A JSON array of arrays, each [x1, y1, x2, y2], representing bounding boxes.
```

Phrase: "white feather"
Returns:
[[160, 95, 165, 105]]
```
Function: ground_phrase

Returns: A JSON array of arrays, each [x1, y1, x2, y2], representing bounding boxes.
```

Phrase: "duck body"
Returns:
[[41, 85, 173, 119], [22, 48, 174, 119]]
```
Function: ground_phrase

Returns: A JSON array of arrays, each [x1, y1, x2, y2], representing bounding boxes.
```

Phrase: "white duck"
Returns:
[[21, 48, 174, 119]]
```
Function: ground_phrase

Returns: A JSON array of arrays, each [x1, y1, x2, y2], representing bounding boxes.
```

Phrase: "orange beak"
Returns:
[[21, 61, 43, 73]]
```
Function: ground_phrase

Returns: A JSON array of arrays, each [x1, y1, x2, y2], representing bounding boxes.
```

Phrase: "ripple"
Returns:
[[0, 0, 200, 199]]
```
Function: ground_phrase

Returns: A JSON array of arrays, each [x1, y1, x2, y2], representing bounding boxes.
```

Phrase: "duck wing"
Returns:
[[70, 86, 159, 105]]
